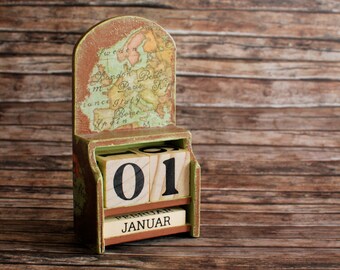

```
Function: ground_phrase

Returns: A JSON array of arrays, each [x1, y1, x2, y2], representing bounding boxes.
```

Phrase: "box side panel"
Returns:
[[73, 136, 104, 254], [189, 160, 201, 237]]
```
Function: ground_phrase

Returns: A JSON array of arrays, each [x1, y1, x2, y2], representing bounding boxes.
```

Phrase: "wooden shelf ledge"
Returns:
[[104, 197, 191, 218]]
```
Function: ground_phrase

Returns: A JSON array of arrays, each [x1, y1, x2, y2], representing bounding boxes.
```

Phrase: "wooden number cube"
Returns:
[[134, 145, 190, 202], [96, 151, 149, 208]]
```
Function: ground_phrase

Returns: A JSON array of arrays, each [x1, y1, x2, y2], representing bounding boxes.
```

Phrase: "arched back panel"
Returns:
[[73, 16, 176, 135]]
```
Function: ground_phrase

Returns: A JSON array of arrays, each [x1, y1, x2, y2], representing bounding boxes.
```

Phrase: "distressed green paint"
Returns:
[[189, 160, 201, 237], [73, 177, 86, 217]]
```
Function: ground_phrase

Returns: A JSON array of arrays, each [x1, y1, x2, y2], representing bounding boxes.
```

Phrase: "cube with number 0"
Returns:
[[96, 150, 149, 208], [134, 145, 190, 202]]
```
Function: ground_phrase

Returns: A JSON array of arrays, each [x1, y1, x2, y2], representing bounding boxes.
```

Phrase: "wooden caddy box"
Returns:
[[72, 16, 201, 254]]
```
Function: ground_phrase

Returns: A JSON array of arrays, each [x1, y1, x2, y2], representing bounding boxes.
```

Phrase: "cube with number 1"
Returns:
[[134, 145, 190, 202]]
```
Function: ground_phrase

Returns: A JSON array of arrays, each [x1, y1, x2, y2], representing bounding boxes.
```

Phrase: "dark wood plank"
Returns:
[[2, 75, 340, 107], [0, 155, 71, 171], [208, 211, 340, 227], [178, 107, 340, 131], [0, 186, 71, 200], [176, 59, 340, 80], [0, 74, 71, 102], [176, 77, 340, 107], [0, 247, 340, 269], [0, 265, 127, 270], [2, 32, 340, 63], [1, 229, 340, 249], [202, 190, 340, 204], [2, 196, 340, 213], [1, 187, 339, 207], [2, 142, 340, 161], [0, 31, 76, 56], [124, 237, 340, 249], [0, 0, 340, 12], [0, 230, 76, 243], [0, 141, 70, 156], [2, 102, 340, 131], [0, 170, 71, 187], [0, 207, 72, 221], [2, 56, 340, 79], [202, 175, 340, 192], [1, 144, 339, 174], [0, 125, 72, 142], [3, 125, 340, 148], [0, 56, 70, 75], [202, 203, 340, 213], [1, 6, 340, 40], [200, 160, 340, 176], [2, 219, 340, 242], [201, 225, 340, 240], [0, 198, 72, 209], [1, 170, 338, 192], [195, 145, 340, 161], [2, 0, 340, 13], [1, 218, 340, 240], [192, 130, 340, 147], [175, 35, 340, 61], [1, 207, 340, 227], [0, 220, 74, 234], [0, 102, 71, 125]]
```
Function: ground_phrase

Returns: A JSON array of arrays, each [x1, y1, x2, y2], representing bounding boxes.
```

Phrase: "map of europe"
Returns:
[[80, 25, 175, 132]]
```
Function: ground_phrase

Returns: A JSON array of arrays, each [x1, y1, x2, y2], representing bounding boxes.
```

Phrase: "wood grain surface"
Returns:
[[0, 0, 339, 269]]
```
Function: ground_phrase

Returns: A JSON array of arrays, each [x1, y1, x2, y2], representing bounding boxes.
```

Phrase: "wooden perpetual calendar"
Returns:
[[72, 16, 201, 254]]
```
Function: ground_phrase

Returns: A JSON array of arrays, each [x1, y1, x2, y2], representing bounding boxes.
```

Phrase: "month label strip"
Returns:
[[104, 207, 186, 238]]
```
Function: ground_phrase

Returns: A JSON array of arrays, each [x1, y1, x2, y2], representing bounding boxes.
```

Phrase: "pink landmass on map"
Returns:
[[117, 32, 145, 66]]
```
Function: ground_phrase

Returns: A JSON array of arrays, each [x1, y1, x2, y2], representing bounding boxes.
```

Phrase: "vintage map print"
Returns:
[[74, 17, 176, 134]]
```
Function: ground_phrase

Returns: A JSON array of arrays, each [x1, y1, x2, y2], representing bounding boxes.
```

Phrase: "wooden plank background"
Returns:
[[1, 0, 340, 269]]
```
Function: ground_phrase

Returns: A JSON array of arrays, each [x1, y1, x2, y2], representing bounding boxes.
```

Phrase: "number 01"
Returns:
[[113, 157, 179, 200]]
